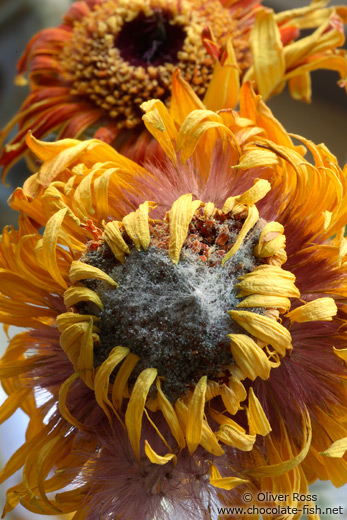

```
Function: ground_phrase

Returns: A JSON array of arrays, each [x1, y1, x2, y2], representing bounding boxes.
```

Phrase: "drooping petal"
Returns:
[[186, 376, 208, 454], [125, 368, 158, 461], [167, 194, 202, 263], [247, 387, 272, 436], [209, 464, 249, 490]]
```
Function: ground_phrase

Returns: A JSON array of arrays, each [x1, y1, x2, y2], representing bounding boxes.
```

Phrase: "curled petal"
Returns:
[[168, 194, 202, 264], [222, 205, 259, 265], [64, 286, 103, 310], [125, 368, 158, 461], [122, 201, 157, 251], [216, 423, 256, 451], [229, 310, 292, 356], [144, 440, 176, 465], [103, 220, 130, 263], [229, 334, 278, 381], [69, 260, 118, 287], [94, 346, 129, 425], [209, 464, 249, 490]]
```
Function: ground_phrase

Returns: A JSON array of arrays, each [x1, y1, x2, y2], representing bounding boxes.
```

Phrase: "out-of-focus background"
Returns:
[[0, 0, 346, 519]]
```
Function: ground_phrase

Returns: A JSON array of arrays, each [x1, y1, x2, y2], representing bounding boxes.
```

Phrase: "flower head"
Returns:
[[1, 73, 347, 519], [1, 0, 347, 180]]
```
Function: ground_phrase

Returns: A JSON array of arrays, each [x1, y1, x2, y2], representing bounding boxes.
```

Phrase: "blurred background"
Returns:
[[0, 0, 346, 518]]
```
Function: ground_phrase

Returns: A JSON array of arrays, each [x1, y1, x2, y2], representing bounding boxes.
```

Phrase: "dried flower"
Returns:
[[1, 72, 347, 519], [1, 0, 347, 180]]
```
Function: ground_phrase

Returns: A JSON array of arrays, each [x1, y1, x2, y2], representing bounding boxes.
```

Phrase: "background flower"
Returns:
[[0, 73, 347, 519], [0, 0, 346, 181]]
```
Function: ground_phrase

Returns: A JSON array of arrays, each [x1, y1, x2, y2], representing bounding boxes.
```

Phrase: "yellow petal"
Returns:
[[209, 407, 246, 431], [235, 149, 280, 170], [186, 376, 207, 455], [286, 298, 337, 322], [94, 168, 120, 221], [203, 38, 240, 111], [112, 353, 140, 409], [0, 387, 31, 425], [0, 423, 50, 485], [320, 437, 347, 458], [323, 210, 333, 231], [26, 132, 86, 163], [222, 196, 236, 214], [156, 379, 186, 449], [247, 387, 272, 436], [220, 381, 246, 416], [209, 464, 249, 490], [76, 319, 95, 388], [333, 347, 347, 362], [56, 312, 98, 331], [58, 373, 91, 433], [229, 310, 292, 357], [94, 346, 129, 424], [27, 133, 139, 186], [249, 411, 312, 477], [256, 222, 284, 249], [64, 286, 103, 310], [175, 400, 224, 456], [125, 368, 158, 461], [228, 334, 276, 381], [74, 174, 95, 218], [203, 202, 216, 219], [205, 380, 222, 401], [170, 69, 205, 125], [144, 440, 176, 465], [59, 322, 90, 365], [141, 99, 177, 165], [36, 435, 66, 511], [247, 8, 285, 100], [238, 295, 291, 312], [283, 15, 344, 71], [122, 201, 156, 251], [216, 423, 256, 451], [42, 207, 69, 289], [168, 194, 202, 264], [222, 205, 259, 265], [103, 220, 130, 262], [69, 260, 118, 287], [254, 234, 286, 259], [235, 179, 271, 205], [288, 72, 312, 102], [177, 111, 238, 164], [236, 265, 300, 298]]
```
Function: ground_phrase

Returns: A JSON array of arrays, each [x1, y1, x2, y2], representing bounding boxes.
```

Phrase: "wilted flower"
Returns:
[[1, 0, 347, 180], [1, 72, 347, 519]]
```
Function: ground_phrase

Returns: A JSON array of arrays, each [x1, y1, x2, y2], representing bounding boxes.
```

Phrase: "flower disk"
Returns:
[[60, 0, 226, 129], [63, 195, 289, 403]]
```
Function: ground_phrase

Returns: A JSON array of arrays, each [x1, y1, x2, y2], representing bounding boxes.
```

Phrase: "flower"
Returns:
[[1, 72, 347, 519], [1, 0, 347, 181]]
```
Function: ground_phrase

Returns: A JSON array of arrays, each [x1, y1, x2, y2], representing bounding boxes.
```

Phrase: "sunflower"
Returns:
[[1, 0, 347, 181], [1, 71, 347, 520]]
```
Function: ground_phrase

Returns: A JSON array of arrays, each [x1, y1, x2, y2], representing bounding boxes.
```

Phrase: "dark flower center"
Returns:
[[116, 11, 186, 67], [77, 212, 263, 401]]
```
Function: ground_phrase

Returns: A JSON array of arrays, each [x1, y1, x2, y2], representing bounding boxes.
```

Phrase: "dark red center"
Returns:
[[116, 10, 186, 67]]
